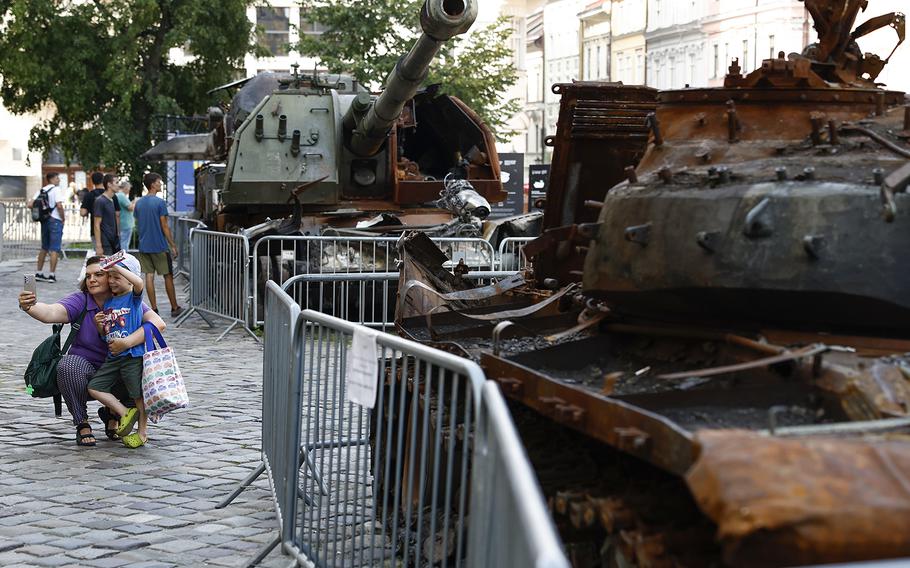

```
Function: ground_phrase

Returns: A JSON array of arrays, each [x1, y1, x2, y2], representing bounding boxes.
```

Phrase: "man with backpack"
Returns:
[[28, 172, 66, 283]]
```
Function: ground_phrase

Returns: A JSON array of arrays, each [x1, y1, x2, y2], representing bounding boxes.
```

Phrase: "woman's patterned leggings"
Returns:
[[57, 354, 98, 426]]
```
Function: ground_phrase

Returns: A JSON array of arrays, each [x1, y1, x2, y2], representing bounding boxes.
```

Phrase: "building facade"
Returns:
[[243, 2, 322, 76], [702, 0, 808, 87], [645, 0, 706, 90], [0, 103, 45, 199], [609, 0, 647, 86], [579, 1, 612, 82]]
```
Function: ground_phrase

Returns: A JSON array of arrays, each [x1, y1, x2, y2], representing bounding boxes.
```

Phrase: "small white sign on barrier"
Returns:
[[345, 327, 380, 408], [280, 249, 295, 262]]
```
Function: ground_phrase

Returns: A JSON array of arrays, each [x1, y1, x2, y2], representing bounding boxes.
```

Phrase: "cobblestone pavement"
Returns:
[[0, 256, 291, 567]]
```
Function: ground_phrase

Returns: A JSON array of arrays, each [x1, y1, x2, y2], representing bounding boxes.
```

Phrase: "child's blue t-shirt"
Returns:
[[101, 292, 146, 358]]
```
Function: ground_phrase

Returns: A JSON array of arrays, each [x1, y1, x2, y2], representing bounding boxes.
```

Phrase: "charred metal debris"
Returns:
[[391, 2, 910, 566]]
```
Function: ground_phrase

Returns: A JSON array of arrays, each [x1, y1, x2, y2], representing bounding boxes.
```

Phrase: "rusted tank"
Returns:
[[394, 2, 910, 566]]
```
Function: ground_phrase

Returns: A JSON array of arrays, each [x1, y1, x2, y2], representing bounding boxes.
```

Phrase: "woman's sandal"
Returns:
[[98, 407, 120, 440], [76, 423, 96, 447]]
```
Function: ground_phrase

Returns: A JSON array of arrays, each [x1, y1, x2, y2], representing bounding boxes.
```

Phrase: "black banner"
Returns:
[[490, 153, 525, 218], [528, 164, 550, 210]]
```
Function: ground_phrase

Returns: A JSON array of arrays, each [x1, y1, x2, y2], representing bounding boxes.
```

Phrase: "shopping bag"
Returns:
[[141, 323, 189, 423]]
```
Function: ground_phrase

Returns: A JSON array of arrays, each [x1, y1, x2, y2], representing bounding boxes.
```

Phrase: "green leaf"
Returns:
[[297, 3, 519, 141], [0, 0, 259, 183]]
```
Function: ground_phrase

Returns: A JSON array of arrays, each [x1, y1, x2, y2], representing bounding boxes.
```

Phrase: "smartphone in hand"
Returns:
[[23, 274, 36, 294]]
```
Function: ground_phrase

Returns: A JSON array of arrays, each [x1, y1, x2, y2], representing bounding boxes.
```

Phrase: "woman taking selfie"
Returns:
[[18, 256, 166, 446]]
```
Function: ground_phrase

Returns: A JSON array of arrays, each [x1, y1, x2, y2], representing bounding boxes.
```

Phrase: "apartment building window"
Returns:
[[596, 45, 602, 79], [769, 34, 776, 59], [724, 42, 729, 71], [586, 47, 592, 79], [743, 39, 749, 73], [636, 49, 644, 83], [669, 56, 677, 88], [688, 52, 695, 85], [298, 18, 326, 36], [713, 44, 719, 78], [258, 7, 290, 56], [11, 148, 23, 161]]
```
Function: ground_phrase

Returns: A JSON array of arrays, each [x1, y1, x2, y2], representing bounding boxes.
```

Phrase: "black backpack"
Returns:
[[31, 187, 53, 222], [24, 303, 87, 415]]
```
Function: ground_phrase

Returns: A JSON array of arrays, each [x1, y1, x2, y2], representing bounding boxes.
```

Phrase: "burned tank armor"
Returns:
[[583, 48, 910, 335]]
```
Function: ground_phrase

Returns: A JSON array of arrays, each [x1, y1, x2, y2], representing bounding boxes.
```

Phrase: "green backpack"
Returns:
[[24, 303, 87, 415]]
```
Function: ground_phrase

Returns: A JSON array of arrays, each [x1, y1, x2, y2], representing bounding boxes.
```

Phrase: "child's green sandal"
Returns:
[[122, 433, 146, 448], [115, 408, 139, 437]]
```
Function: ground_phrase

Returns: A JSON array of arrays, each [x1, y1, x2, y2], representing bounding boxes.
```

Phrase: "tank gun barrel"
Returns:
[[347, 0, 477, 157]]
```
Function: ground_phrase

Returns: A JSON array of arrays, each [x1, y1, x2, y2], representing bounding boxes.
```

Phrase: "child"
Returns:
[[87, 253, 149, 448]]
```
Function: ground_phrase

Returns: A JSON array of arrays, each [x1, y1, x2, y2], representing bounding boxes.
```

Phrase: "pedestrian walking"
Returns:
[[116, 180, 136, 249], [81, 171, 120, 242], [134, 173, 183, 317], [28, 172, 65, 283], [93, 174, 121, 255]]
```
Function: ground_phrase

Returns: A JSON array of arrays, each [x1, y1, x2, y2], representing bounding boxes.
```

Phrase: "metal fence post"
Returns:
[[175, 229, 257, 342]]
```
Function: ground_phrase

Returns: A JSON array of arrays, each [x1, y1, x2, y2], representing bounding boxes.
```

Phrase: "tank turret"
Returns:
[[553, 2, 910, 335], [143, 0, 505, 233]]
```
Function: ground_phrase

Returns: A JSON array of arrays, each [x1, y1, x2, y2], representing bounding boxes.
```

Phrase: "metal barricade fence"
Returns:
[[170, 216, 206, 281], [284, 308, 488, 567], [1, 201, 92, 261], [175, 229, 257, 341], [467, 382, 570, 568], [498, 237, 535, 271], [251, 235, 497, 327], [218, 284, 568, 567], [280, 271, 521, 331], [216, 281, 302, 565]]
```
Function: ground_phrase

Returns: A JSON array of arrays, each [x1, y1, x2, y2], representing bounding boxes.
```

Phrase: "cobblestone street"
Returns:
[[0, 256, 288, 567]]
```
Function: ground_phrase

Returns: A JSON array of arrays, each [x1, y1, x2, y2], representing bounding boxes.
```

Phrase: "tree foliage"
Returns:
[[0, 0, 257, 182], [297, 0, 520, 140]]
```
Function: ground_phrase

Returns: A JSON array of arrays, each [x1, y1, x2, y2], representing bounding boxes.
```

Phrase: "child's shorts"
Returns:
[[89, 357, 143, 400]]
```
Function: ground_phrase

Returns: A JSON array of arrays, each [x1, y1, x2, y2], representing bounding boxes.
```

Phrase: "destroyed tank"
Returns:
[[393, 2, 910, 566], [144, 0, 505, 235]]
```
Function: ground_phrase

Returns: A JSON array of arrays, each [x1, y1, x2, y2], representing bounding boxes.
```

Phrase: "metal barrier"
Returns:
[[169, 216, 206, 281], [467, 381, 570, 568], [0, 201, 91, 261], [498, 237, 535, 271], [219, 284, 568, 567], [251, 235, 497, 327], [0, 203, 5, 262], [175, 229, 257, 341], [280, 271, 521, 331], [285, 307, 487, 567], [216, 281, 301, 564]]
